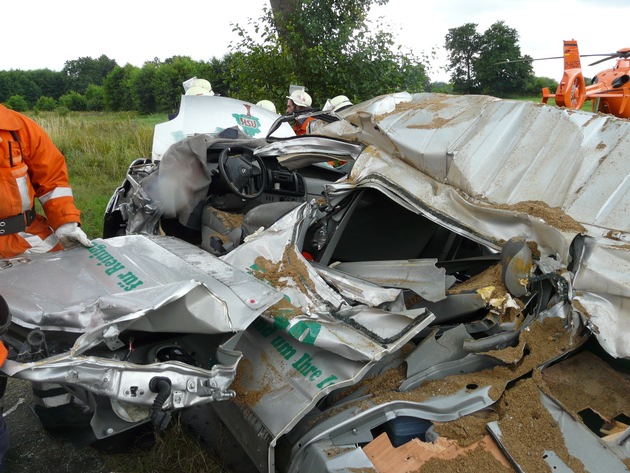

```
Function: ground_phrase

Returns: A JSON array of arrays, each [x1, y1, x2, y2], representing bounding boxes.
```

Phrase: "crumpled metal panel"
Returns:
[[232, 311, 433, 472], [572, 235, 630, 358], [0, 235, 288, 425], [349, 149, 572, 263], [1, 234, 282, 338], [223, 203, 433, 362], [338, 93, 630, 235], [332, 147, 630, 359], [311, 261, 404, 308], [255, 135, 364, 170], [330, 259, 456, 302]]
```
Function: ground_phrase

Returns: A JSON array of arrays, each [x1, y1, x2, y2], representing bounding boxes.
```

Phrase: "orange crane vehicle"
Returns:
[[542, 40, 630, 118]]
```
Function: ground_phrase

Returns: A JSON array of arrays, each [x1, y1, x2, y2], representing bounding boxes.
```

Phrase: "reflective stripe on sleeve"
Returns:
[[20, 231, 59, 253], [39, 187, 74, 206]]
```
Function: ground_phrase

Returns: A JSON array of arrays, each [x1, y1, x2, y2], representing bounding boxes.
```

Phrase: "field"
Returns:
[[29, 111, 166, 239]]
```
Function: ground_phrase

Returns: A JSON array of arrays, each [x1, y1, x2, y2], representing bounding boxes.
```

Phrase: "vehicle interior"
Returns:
[[298, 187, 556, 331], [103, 134, 347, 247]]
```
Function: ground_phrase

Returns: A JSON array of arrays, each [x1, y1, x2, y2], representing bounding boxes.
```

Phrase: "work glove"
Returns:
[[55, 222, 93, 249]]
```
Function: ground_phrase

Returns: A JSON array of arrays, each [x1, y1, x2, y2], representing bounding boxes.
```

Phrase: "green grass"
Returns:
[[101, 417, 230, 473], [511, 95, 595, 112], [28, 111, 166, 239]]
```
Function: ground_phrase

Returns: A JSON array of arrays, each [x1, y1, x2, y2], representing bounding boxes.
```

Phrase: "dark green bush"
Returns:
[[5, 95, 29, 112]]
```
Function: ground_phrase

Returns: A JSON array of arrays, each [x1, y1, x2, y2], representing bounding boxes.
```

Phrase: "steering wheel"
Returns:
[[218, 146, 268, 199]]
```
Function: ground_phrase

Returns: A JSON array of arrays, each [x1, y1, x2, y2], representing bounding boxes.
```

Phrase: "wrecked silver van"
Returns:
[[3, 92, 630, 472], [182, 92, 630, 472]]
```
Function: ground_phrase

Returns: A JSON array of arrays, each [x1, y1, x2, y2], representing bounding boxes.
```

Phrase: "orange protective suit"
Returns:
[[292, 116, 315, 136], [0, 104, 81, 258]]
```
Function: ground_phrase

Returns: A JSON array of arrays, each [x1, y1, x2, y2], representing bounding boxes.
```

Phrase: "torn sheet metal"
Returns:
[[310, 261, 404, 308], [572, 236, 630, 358], [308, 93, 630, 360], [318, 93, 630, 270], [254, 135, 364, 170], [404, 325, 473, 378], [223, 204, 432, 361], [0, 235, 285, 432], [330, 259, 456, 302], [223, 310, 433, 472], [1, 235, 282, 340], [348, 145, 575, 264]]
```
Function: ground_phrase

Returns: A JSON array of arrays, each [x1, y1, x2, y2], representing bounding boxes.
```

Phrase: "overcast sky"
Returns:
[[5, 0, 629, 85]]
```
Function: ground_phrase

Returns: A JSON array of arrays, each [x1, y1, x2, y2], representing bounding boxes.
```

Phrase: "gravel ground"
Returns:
[[2, 378, 110, 473], [1, 378, 229, 473]]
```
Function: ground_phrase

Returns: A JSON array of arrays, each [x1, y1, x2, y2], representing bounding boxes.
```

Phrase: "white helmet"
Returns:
[[185, 86, 212, 96], [330, 95, 352, 112], [256, 100, 277, 113], [195, 79, 214, 95], [286, 89, 312, 108]]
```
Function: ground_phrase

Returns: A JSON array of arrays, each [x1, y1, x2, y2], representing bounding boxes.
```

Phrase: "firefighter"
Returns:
[[329, 95, 353, 112], [0, 104, 93, 458], [0, 103, 92, 257], [256, 99, 277, 113], [285, 90, 315, 135], [185, 85, 212, 96], [194, 78, 214, 95]]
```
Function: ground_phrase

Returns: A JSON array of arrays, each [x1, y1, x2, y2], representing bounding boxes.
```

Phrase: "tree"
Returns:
[[151, 56, 206, 114], [103, 64, 138, 111], [199, 56, 231, 98], [229, 0, 429, 107], [445, 23, 481, 94], [0, 71, 42, 107], [445, 21, 535, 97], [84, 84, 105, 111], [523, 75, 558, 97], [26, 69, 67, 100], [475, 21, 533, 97], [63, 55, 117, 94], [131, 61, 160, 115]]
